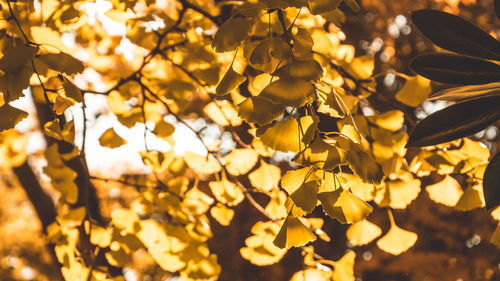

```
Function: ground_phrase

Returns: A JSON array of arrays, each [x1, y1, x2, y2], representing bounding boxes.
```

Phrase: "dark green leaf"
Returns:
[[407, 96, 500, 147], [411, 9, 500, 61], [411, 53, 500, 85], [429, 82, 500, 102], [484, 151, 500, 210]]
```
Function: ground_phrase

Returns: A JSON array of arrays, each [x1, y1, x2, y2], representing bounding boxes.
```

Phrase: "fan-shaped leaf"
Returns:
[[259, 78, 315, 107], [38, 53, 84, 74], [411, 9, 500, 61], [407, 96, 500, 147], [273, 60, 323, 81], [273, 216, 316, 249], [215, 66, 247, 96], [237, 96, 285, 125], [0, 104, 28, 132], [411, 53, 500, 85], [212, 18, 252, 53], [484, 151, 500, 210]]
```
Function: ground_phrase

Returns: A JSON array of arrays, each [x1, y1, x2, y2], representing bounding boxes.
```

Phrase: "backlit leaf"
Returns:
[[215, 66, 247, 96], [332, 251, 356, 281], [411, 9, 500, 61], [394, 75, 431, 107], [318, 188, 372, 224], [346, 220, 382, 246], [212, 18, 252, 53], [273, 60, 323, 81], [377, 223, 418, 255], [257, 116, 317, 153], [308, 0, 342, 15], [368, 110, 404, 131], [209, 178, 244, 206], [249, 160, 281, 191], [288, 180, 320, 214], [385, 178, 421, 209], [426, 175, 463, 207], [99, 128, 127, 148], [490, 223, 500, 247], [223, 148, 259, 176], [237, 96, 285, 125], [410, 53, 500, 85], [294, 137, 348, 170], [258, 78, 314, 107], [290, 268, 331, 281], [44, 119, 64, 141], [273, 216, 316, 249], [210, 203, 234, 226], [455, 182, 485, 211], [184, 151, 221, 175], [407, 96, 500, 147], [38, 53, 84, 74]]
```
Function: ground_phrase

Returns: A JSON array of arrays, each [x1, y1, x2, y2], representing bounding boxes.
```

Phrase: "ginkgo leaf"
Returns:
[[204, 101, 242, 127], [289, 180, 320, 214], [90, 225, 112, 248], [249, 160, 281, 191], [410, 53, 500, 85], [293, 28, 314, 57], [342, 173, 375, 202], [484, 151, 500, 210], [455, 182, 485, 211], [212, 17, 252, 53], [184, 152, 221, 175], [308, 0, 342, 14], [44, 119, 64, 141], [153, 119, 175, 139], [258, 78, 314, 107], [62, 79, 84, 103], [215, 66, 247, 96], [240, 221, 287, 265], [426, 175, 463, 207], [368, 110, 404, 131], [38, 53, 84, 74], [99, 128, 127, 148], [0, 104, 28, 132], [273, 216, 316, 249], [182, 186, 215, 216], [281, 166, 319, 195], [209, 178, 244, 206], [377, 222, 417, 255], [346, 220, 382, 246], [257, 116, 317, 153], [56, 207, 86, 228], [332, 251, 356, 281], [490, 223, 500, 247], [210, 203, 234, 226], [394, 75, 431, 107], [318, 188, 372, 224], [223, 148, 258, 176], [294, 137, 348, 170], [237, 96, 285, 125], [290, 268, 331, 281], [411, 9, 500, 61], [345, 55, 374, 80], [273, 60, 324, 81], [343, 139, 384, 184], [407, 96, 500, 147], [265, 190, 288, 220], [384, 178, 421, 209]]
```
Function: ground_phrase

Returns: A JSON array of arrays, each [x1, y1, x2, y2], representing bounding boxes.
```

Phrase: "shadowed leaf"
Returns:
[[429, 82, 500, 102], [484, 151, 500, 210], [407, 96, 500, 147], [411, 53, 500, 85], [212, 18, 252, 53], [411, 9, 500, 61], [0, 104, 28, 131]]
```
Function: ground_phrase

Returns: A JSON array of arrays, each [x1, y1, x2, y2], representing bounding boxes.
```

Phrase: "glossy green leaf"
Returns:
[[411, 53, 500, 85], [484, 151, 500, 210], [407, 96, 500, 147], [411, 9, 500, 61]]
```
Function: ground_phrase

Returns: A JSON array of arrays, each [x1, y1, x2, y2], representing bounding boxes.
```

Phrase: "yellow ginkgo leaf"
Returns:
[[99, 128, 127, 148], [212, 17, 252, 53], [153, 119, 175, 139], [395, 75, 431, 107], [0, 104, 28, 132], [90, 225, 112, 248], [257, 116, 317, 153], [491, 206, 500, 221], [258, 78, 314, 107], [490, 223, 500, 247], [209, 178, 244, 206], [265, 189, 288, 220], [294, 138, 348, 170], [238, 96, 285, 125], [293, 28, 314, 57], [377, 217, 417, 255], [455, 182, 485, 211], [426, 175, 463, 207], [289, 181, 320, 214], [290, 268, 331, 281], [182, 186, 214, 216], [240, 221, 287, 265], [249, 160, 281, 191], [204, 101, 242, 127], [273, 216, 316, 249], [332, 251, 356, 281], [110, 209, 140, 233], [317, 89, 345, 118], [216, 66, 247, 96], [342, 173, 375, 201], [318, 188, 372, 224], [345, 55, 374, 80], [385, 178, 421, 209], [223, 148, 258, 175], [346, 219, 382, 246], [281, 166, 319, 195], [44, 119, 64, 141], [367, 110, 404, 131], [184, 151, 221, 175], [56, 207, 86, 228], [273, 60, 324, 81], [210, 203, 235, 226]]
